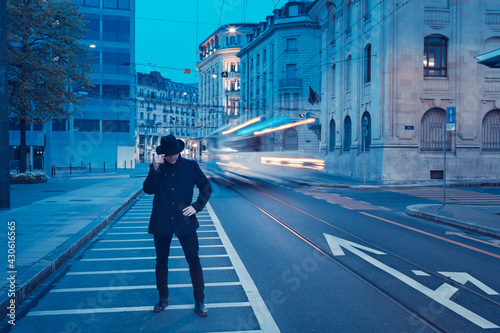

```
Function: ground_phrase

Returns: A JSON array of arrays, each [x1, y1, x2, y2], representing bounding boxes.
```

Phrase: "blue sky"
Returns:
[[135, 0, 279, 84]]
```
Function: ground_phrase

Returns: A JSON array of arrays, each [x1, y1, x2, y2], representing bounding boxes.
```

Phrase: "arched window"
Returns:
[[482, 109, 500, 152], [329, 119, 336, 151], [421, 108, 451, 151], [345, 2, 352, 34], [424, 35, 448, 77], [361, 112, 371, 151], [343, 116, 351, 151], [364, 44, 371, 84], [283, 128, 298, 151]]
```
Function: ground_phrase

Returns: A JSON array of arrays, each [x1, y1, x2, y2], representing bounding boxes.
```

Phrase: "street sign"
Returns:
[[221, 71, 228, 78], [446, 106, 456, 131], [184, 68, 191, 74]]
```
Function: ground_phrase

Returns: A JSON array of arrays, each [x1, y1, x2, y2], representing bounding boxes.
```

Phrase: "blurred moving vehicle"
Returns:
[[201, 115, 325, 181]]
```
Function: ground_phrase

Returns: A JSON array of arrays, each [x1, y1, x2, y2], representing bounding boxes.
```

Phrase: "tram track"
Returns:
[[206, 169, 500, 332]]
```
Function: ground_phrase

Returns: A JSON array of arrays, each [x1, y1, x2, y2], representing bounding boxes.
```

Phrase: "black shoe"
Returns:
[[195, 302, 208, 317], [153, 298, 168, 313]]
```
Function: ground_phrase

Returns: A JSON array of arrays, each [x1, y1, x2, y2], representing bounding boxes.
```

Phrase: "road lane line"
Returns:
[[67, 267, 235, 275], [207, 203, 281, 333], [360, 212, 500, 259], [27, 302, 252, 316], [445, 231, 500, 249], [51, 282, 242, 293]]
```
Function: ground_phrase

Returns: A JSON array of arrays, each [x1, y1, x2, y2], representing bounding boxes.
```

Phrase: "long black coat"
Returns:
[[143, 157, 212, 237]]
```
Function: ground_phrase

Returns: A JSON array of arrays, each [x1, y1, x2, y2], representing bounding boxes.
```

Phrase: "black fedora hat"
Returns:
[[156, 134, 185, 156]]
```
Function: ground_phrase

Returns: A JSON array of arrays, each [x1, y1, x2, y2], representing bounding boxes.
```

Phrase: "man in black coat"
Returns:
[[143, 134, 212, 317]]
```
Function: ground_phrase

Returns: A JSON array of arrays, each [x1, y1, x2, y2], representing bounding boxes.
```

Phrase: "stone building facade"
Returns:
[[136, 71, 198, 163], [197, 24, 258, 138], [308, 0, 500, 181], [237, 1, 322, 156]]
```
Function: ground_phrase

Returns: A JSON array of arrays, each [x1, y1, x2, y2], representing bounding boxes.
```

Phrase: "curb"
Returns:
[[0, 187, 144, 321], [405, 205, 500, 239]]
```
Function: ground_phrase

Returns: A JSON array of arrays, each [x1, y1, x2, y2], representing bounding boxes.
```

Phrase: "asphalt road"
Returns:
[[4, 175, 500, 332], [207, 175, 500, 332]]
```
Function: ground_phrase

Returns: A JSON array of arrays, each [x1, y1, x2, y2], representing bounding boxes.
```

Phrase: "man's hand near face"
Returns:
[[153, 155, 165, 170]]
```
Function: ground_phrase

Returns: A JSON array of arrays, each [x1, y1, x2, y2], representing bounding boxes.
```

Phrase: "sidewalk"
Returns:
[[274, 170, 500, 239], [0, 169, 147, 320]]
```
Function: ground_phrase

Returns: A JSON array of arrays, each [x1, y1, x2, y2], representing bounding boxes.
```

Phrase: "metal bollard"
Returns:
[[70, 163, 72, 175], [115, 161, 117, 171], [103, 161, 106, 173], [124, 161, 126, 170], [89, 162, 91, 173]]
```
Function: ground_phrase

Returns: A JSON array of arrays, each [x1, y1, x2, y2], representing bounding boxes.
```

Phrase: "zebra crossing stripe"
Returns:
[[27, 302, 251, 316]]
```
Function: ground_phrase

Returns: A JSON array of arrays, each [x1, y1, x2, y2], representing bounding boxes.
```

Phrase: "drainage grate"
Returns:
[[69, 199, 92, 202]]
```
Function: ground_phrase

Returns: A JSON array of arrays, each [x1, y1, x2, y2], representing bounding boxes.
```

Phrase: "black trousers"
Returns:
[[153, 232, 205, 302]]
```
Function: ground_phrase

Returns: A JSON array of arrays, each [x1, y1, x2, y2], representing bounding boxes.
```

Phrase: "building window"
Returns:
[[331, 64, 336, 97], [103, 16, 130, 42], [283, 128, 298, 150], [286, 63, 297, 81], [346, 56, 351, 91], [482, 109, 500, 152], [346, 3, 352, 34], [329, 14, 336, 45], [102, 120, 130, 132], [329, 119, 335, 151], [52, 119, 67, 131], [283, 93, 290, 111], [421, 108, 451, 151], [102, 83, 130, 99], [364, 44, 371, 84], [343, 116, 351, 151], [78, 0, 99, 8], [74, 119, 100, 132], [424, 36, 448, 77], [102, 50, 130, 74], [84, 14, 100, 40], [285, 38, 298, 52], [288, 5, 299, 16], [361, 112, 371, 151]]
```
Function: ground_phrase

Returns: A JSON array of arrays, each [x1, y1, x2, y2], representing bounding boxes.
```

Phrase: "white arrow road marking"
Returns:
[[323, 233, 499, 329], [438, 272, 499, 296]]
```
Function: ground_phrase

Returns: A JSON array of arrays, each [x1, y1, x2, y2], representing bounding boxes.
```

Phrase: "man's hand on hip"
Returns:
[[183, 205, 196, 217]]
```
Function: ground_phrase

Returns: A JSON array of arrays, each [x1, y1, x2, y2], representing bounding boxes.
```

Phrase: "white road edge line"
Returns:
[[207, 203, 281, 333]]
